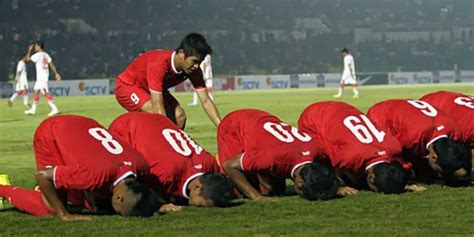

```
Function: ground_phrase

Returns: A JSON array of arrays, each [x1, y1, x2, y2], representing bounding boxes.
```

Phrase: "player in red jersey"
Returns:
[[217, 109, 340, 201], [0, 115, 158, 221], [114, 33, 220, 129], [367, 99, 470, 185], [420, 91, 474, 149], [109, 112, 235, 207], [298, 101, 416, 194]]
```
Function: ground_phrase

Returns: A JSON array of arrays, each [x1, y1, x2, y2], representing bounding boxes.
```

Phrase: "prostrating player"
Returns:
[[7, 53, 30, 108], [24, 41, 61, 116], [367, 99, 470, 185], [109, 112, 235, 207], [189, 54, 213, 106], [420, 91, 474, 150], [298, 101, 416, 194], [333, 48, 359, 98], [114, 33, 220, 129], [0, 115, 157, 221], [217, 109, 340, 201]]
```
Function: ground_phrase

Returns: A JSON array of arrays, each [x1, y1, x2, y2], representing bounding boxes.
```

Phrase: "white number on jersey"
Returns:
[[162, 128, 203, 156], [88, 128, 124, 155], [454, 96, 474, 109], [343, 115, 385, 144], [130, 93, 140, 105], [263, 122, 312, 143], [407, 100, 438, 117]]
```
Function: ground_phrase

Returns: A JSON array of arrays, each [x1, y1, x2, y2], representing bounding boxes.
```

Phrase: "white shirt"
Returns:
[[343, 54, 355, 76], [200, 54, 213, 80], [16, 60, 27, 82], [31, 51, 52, 81]]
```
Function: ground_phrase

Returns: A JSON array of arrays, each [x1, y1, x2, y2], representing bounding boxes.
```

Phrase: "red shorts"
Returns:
[[115, 79, 180, 113]]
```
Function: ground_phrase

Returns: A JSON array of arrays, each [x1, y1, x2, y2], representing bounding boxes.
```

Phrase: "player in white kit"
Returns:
[[24, 41, 62, 116], [189, 54, 214, 106], [7, 53, 30, 108], [334, 48, 359, 98]]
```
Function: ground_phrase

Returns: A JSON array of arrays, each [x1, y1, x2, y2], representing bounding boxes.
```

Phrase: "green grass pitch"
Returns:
[[0, 83, 473, 236]]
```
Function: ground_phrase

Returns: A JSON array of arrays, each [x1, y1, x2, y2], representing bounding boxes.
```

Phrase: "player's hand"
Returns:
[[337, 186, 358, 196], [159, 203, 182, 213], [55, 74, 62, 81], [253, 195, 277, 202], [59, 214, 92, 221], [28, 44, 34, 51], [405, 184, 427, 193]]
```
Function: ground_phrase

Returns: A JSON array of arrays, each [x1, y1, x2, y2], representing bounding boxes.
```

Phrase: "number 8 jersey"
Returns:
[[298, 101, 404, 174], [34, 115, 149, 192], [217, 109, 324, 178], [367, 99, 462, 159]]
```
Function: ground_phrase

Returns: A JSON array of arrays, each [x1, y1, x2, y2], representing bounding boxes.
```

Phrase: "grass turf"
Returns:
[[0, 83, 473, 236]]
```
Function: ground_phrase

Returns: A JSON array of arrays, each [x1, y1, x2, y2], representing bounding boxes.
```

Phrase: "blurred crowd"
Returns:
[[0, 0, 472, 80]]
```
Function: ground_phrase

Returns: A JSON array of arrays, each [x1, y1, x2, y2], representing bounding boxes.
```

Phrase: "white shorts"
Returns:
[[205, 78, 213, 88], [34, 80, 50, 93], [15, 79, 28, 91], [341, 73, 357, 85]]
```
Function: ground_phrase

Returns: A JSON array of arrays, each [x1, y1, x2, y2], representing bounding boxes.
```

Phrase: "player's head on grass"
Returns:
[[112, 177, 159, 217], [428, 138, 470, 185], [293, 163, 339, 201], [175, 33, 212, 74], [187, 173, 235, 207], [366, 163, 407, 194]]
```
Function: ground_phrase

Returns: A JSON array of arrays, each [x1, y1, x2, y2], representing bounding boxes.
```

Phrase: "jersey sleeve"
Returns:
[[53, 165, 102, 190], [17, 62, 24, 72], [240, 149, 273, 172], [45, 53, 52, 63], [190, 69, 206, 90], [147, 61, 167, 93], [31, 53, 40, 63]]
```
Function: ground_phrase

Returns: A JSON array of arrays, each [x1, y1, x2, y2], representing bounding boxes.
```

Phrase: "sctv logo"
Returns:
[[237, 78, 259, 89], [49, 86, 70, 96], [79, 82, 107, 95], [266, 77, 288, 88]]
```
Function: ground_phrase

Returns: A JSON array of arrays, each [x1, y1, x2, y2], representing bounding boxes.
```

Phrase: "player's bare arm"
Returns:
[[35, 168, 92, 221], [25, 44, 34, 62], [222, 155, 275, 201], [149, 91, 166, 114], [197, 89, 221, 126], [49, 61, 62, 80]]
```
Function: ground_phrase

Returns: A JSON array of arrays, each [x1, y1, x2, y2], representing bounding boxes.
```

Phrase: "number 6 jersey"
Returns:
[[217, 109, 324, 178], [298, 101, 405, 174], [34, 115, 149, 193], [367, 99, 462, 159]]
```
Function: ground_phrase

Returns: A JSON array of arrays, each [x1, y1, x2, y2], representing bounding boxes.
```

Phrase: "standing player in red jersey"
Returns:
[[420, 91, 474, 150], [298, 101, 417, 194], [0, 115, 158, 221], [367, 99, 470, 185], [109, 112, 235, 208], [114, 33, 220, 129], [217, 109, 340, 201]]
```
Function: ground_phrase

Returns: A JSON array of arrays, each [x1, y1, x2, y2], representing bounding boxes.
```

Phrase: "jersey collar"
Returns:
[[171, 51, 182, 74], [182, 172, 204, 199]]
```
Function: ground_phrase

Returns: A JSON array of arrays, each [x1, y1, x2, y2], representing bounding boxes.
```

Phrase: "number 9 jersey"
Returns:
[[298, 101, 405, 174], [367, 99, 462, 159], [33, 115, 149, 192]]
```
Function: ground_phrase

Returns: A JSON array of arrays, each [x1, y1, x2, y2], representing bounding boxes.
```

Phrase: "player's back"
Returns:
[[421, 91, 474, 146], [117, 50, 172, 86], [299, 101, 401, 172], [31, 51, 51, 79]]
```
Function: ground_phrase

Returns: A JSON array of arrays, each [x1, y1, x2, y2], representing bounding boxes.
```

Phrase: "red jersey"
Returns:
[[109, 112, 218, 199], [117, 50, 206, 93], [33, 115, 149, 196], [298, 101, 404, 174], [367, 99, 462, 159], [217, 109, 324, 178], [420, 91, 474, 147]]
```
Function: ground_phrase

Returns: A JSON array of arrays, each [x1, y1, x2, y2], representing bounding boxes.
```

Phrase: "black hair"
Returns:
[[138, 50, 146, 55], [433, 138, 469, 176], [341, 48, 349, 53], [299, 163, 339, 201], [125, 180, 160, 217], [176, 33, 212, 61], [372, 163, 407, 194], [19, 53, 27, 61], [35, 41, 45, 49], [200, 173, 235, 207]]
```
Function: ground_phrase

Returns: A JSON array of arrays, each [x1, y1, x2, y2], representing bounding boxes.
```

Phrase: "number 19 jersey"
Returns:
[[298, 101, 404, 173]]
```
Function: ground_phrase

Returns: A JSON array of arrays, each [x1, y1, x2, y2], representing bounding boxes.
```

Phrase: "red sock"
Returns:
[[33, 94, 40, 102], [0, 185, 54, 216], [46, 93, 54, 100]]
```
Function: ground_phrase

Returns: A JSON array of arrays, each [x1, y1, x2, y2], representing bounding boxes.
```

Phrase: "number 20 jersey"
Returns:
[[367, 99, 462, 159], [298, 101, 404, 173]]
